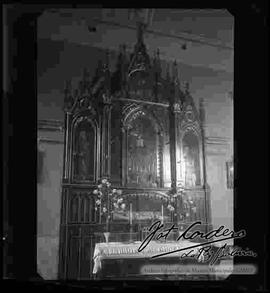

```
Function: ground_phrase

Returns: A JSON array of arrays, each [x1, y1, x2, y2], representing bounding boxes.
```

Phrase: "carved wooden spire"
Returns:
[[79, 68, 91, 96], [103, 49, 110, 72], [172, 60, 179, 85], [184, 81, 189, 94], [128, 21, 150, 76], [152, 48, 161, 100], [103, 49, 111, 99], [136, 21, 145, 45], [199, 98, 206, 124], [172, 60, 181, 103], [154, 48, 162, 75], [64, 80, 74, 111], [166, 62, 171, 82]]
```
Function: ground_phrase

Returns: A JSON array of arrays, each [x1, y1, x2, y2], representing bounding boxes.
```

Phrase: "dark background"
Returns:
[[3, 1, 269, 291]]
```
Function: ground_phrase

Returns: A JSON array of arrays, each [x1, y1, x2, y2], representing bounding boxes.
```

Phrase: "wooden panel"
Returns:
[[58, 225, 67, 279], [80, 235, 95, 280], [69, 194, 79, 223], [67, 191, 97, 224], [110, 103, 122, 183], [67, 234, 80, 279]]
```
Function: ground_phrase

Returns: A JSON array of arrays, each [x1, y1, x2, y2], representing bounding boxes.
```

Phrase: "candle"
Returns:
[[130, 203, 133, 225], [161, 204, 164, 224], [99, 203, 102, 224]]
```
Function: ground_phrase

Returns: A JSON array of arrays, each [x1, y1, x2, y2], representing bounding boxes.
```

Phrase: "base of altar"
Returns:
[[92, 240, 230, 280], [93, 256, 219, 280]]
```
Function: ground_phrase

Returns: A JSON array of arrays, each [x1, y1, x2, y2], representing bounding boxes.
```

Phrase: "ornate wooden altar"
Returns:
[[59, 22, 211, 280]]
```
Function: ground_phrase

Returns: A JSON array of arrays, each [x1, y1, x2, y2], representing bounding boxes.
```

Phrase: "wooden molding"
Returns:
[[38, 137, 64, 145], [38, 119, 64, 132], [205, 136, 231, 145]]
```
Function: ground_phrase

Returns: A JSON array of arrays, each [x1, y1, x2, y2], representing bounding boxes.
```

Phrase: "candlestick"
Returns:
[[99, 203, 101, 224], [130, 203, 133, 225], [161, 204, 164, 224]]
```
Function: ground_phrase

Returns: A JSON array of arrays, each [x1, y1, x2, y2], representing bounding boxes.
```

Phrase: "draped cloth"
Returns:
[[92, 240, 204, 274]]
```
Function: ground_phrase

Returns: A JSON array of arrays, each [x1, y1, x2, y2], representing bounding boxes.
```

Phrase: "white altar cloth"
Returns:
[[92, 240, 204, 274]]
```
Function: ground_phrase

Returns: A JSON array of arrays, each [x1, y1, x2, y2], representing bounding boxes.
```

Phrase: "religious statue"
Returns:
[[76, 129, 91, 180], [127, 115, 158, 187], [183, 145, 197, 187]]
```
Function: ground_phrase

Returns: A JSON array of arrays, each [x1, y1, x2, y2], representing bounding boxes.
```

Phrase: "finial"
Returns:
[[64, 80, 72, 93], [172, 60, 179, 84], [166, 63, 171, 81], [199, 98, 205, 124], [156, 48, 160, 58], [82, 67, 89, 81], [136, 21, 145, 44], [184, 81, 189, 93], [105, 49, 110, 64], [199, 97, 204, 105], [102, 49, 110, 72], [64, 80, 74, 112]]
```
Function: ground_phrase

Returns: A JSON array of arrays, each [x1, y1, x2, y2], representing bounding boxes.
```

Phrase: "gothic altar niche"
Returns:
[[59, 19, 211, 279], [182, 130, 201, 187], [73, 119, 96, 181], [124, 107, 163, 188]]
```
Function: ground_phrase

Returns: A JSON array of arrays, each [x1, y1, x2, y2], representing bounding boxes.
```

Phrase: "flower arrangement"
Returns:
[[93, 178, 126, 230], [179, 194, 197, 221], [166, 184, 197, 222]]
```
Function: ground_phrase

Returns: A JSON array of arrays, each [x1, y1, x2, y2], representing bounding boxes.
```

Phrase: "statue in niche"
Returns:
[[182, 132, 201, 187], [111, 134, 121, 180], [75, 127, 93, 180], [183, 146, 196, 187], [127, 114, 158, 187]]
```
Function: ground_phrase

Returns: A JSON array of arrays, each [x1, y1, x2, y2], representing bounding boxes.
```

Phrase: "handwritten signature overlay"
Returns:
[[138, 221, 257, 265]]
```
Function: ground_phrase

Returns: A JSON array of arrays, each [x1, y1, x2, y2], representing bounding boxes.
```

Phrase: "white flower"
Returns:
[[116, 190, 122, 195], [106, 182, 111, 187], [189, 200, 194, 205], [96, 199, 101, 205], [93, 189, 98, 195], [101, 179, 107, 184], [103, 207, 107, 213], [94, 207, 97, 211], [167, 204, 175, 211], [117, 198, 123, 203], [113, 203, 118, 208], [121, 203, 126, 210], [186, 212, 190, 217], [97, 184, 102, 189], [112, 189, 117, 193]]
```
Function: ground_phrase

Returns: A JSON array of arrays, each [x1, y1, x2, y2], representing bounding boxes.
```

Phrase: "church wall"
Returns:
[[37, 130, 64, 279], [205, 143, 233, 232]]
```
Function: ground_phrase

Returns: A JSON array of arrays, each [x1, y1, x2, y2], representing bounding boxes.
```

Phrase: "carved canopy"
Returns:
[[62, 21, 207, 193]]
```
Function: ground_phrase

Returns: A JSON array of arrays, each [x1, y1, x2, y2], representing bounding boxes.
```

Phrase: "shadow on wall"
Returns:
[[37, 139, 63, 279], [37, 148, 46, 184], [37, 236, 59, 279]]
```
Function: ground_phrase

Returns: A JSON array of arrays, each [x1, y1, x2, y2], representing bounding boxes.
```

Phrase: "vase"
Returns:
[[103, 232, 110, 244]]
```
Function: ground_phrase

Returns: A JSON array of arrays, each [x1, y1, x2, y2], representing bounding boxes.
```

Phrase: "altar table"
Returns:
[[93, 240, 204, 275]]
